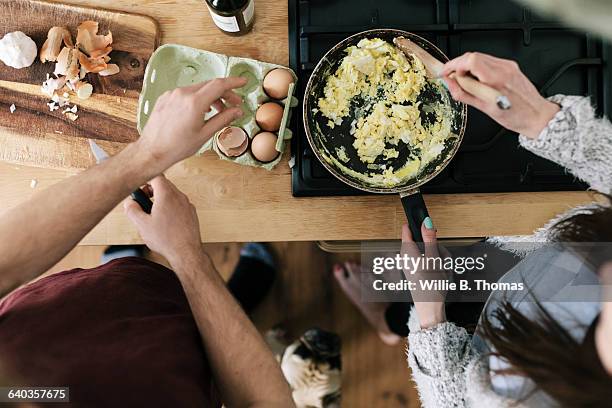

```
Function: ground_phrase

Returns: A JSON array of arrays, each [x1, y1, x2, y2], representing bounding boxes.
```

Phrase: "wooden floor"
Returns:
[[48, 242, 420, 408]]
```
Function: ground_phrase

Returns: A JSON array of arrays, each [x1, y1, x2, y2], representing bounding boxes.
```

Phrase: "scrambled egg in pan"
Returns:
[[316, 38, 453, 186]]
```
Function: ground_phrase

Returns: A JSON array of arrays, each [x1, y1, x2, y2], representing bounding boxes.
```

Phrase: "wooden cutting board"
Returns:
[[0, 0, 160, 169]]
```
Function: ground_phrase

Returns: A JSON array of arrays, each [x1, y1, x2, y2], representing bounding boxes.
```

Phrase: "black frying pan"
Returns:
[[303, 29, 467, 241]]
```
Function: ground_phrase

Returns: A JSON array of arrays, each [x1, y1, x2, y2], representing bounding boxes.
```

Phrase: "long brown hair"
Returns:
[[480, 197, 612, 407]]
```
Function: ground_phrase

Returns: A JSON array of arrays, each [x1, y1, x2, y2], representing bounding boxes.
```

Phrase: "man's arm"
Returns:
[[124, 176, 295, 407], [177, 253, 294, 408], [0, 77, 246, 293], [0, 144, 155, 293]]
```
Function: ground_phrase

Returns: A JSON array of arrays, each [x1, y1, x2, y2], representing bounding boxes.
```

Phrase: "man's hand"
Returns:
[[124, 175, 202, 266], [440, 52, 560, 139], [135, 77, 247, 173], [124, 177, 294, 408], [0, 78, 246, 295]]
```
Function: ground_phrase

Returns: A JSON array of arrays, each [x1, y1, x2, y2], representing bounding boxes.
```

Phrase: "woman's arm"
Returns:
[[440, 53, 612, 194], [440, 52, 560, 139], [0, 77, 246, 294], [402, 222, 473, 407], [519, 95, 612, 194], [407, 312, 474, 408]]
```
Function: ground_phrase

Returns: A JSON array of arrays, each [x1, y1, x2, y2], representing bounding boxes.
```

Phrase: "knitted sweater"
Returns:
[[406, 94, 612, 407]]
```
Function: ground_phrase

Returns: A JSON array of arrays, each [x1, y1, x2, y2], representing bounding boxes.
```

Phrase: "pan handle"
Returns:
[[400, 190, 430, 242]]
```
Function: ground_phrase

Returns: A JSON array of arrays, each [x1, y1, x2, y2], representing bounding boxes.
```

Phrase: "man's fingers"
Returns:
[[202, 107, 244, 138], [211, 100, 226, 114], [149, 174, 173, 197], [123, 198, 148, 226], [141, 184, 153, 198], [178, 80, 210, 94], [221, 90, 243, 107], [196, 77, 248, 110], [207, 92, 241, 115]]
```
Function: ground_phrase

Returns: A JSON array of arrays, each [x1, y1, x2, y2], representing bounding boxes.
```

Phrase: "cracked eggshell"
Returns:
[[217, 126, 248, 157], [77, 21, 112, 55], [76, 81, 93, 99], [137, 45, 297, 170], [40, 27, 73, 63], [0, 31, 37, 69], [98, 63, 120, 77]]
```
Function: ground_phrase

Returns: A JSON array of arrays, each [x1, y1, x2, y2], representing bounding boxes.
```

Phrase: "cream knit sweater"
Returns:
[[406, 94, 612, 407]]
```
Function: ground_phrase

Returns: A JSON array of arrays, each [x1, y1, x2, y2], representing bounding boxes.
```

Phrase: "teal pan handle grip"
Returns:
[[400, 191, 429, 242]]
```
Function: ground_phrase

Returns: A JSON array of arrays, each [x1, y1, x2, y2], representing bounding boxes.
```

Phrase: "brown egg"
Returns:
[[256, 102, 284, 132], [263, 68, 294, 99], [217, 126, 248, 157], [250, 131, 279, 163]]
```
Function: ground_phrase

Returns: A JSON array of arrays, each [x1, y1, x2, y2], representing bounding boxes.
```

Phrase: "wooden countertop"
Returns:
[[0, 0, 595, 244]]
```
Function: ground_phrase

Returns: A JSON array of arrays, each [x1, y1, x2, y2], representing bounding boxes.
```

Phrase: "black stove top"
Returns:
[[289, 0, 609, 197]]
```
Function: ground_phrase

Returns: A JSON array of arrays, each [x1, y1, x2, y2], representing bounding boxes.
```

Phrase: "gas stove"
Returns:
[[289, 0, 609, 196]]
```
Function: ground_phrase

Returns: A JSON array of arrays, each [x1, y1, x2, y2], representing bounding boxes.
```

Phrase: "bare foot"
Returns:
[[333, 261, 402, 346]]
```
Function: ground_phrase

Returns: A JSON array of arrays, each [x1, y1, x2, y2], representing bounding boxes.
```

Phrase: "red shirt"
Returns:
[[0, 257, 221, 407]]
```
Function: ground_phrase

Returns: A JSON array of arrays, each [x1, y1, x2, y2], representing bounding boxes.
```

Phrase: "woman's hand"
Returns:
[[401, 219, 447, 329], [440, 52, 560, 139], [135, 77, 247, 174], [124, 175, 203, 269]]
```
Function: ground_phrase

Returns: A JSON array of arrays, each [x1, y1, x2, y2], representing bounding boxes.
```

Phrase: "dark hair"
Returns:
[[480, 197, 612, 407], [549, 195, 612, 244]]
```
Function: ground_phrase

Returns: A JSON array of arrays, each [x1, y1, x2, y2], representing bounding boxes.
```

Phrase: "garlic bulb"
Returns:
[[0, 31, 38, 69]]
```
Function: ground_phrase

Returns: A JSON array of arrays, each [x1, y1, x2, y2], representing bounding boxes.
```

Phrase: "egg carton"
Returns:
[[137, 44, 298, 170]]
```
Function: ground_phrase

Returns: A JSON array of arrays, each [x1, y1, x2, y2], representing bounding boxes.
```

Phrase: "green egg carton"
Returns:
[[137, 44, 298, 170]]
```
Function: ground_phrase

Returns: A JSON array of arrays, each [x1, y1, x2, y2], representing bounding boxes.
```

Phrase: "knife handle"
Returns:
[[131, 188, 154, 214]]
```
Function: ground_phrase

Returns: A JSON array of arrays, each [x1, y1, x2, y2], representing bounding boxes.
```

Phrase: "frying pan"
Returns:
[[303, 29, 467, 241]]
